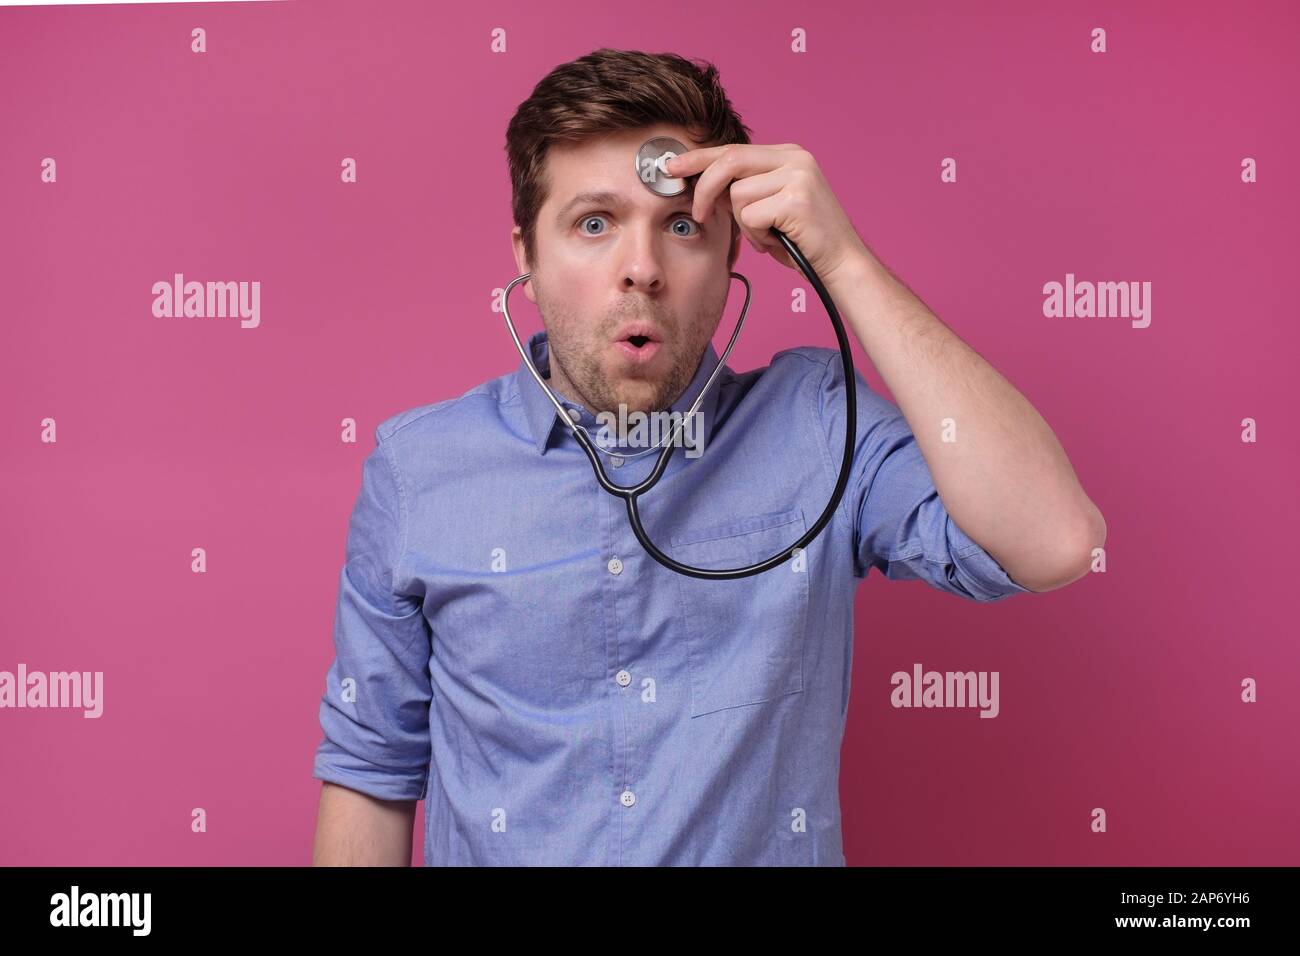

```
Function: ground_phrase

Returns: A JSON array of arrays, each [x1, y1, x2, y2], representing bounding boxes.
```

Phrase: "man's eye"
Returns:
[[577, 214, 699, 237], [671, 216, 700, 237]]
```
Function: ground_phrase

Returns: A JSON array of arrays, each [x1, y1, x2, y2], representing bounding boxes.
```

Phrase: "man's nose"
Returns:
[[618, 224, 665, 293]]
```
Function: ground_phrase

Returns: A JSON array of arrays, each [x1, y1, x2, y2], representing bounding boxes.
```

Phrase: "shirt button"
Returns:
[[611, 455, 624, 468], [607, 556, 623, 575], [620, 790, 636, 807], [616, 669, 631, 687], [566, 406, 582, 421]]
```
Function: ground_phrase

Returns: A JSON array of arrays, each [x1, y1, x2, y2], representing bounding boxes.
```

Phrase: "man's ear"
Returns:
[[510, 226, 537, 304]]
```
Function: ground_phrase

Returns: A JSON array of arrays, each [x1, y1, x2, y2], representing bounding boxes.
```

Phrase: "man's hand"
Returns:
[[666, 143, 870, 288]]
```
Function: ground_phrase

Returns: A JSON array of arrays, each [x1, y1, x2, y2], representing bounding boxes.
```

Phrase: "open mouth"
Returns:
[[613, 331, 662, 366]]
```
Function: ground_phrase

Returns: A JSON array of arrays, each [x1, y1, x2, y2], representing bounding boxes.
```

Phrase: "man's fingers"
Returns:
[[668, 145, 789, 224]]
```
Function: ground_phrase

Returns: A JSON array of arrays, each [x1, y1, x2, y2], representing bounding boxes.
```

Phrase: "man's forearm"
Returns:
[[313, 781, 416, 866], [823, 251, 1106, 592]]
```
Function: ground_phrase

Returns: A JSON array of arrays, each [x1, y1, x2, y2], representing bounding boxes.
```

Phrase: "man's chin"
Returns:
[[603, 365, 665, 400], [596, 381, 665, 416]]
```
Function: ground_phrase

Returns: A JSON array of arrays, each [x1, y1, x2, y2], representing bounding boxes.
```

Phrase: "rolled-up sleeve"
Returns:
[[312, 428, 433, 800], [818, 353, 1032, 602]]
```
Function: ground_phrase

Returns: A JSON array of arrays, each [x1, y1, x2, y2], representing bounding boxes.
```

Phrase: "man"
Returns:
[[311, 49, 1105, 866]]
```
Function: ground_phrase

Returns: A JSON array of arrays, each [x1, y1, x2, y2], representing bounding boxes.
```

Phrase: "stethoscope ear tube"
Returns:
[[501, 226, 856, 580]]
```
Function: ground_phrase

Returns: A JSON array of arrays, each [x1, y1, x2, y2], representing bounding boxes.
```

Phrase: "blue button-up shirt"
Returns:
[[312, 330, 1030, 866]]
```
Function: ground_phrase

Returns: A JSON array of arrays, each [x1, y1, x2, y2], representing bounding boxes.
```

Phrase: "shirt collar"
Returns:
[[515, 330, 722, 457]]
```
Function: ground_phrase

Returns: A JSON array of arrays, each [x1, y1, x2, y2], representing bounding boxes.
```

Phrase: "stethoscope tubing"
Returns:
[[501, 225, 856, 580]]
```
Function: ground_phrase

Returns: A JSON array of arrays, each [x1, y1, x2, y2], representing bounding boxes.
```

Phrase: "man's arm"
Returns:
[[666, 142, 1105, 593], [313, 781, 415, 866], [310, 430, 433, 863], [824, 251, 1106, 593]]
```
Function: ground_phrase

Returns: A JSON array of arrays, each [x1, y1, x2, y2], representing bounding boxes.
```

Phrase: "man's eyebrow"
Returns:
[[554, 189, 695, 225]]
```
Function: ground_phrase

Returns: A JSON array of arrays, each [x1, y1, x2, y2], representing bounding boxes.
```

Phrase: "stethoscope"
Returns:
[[501, 135, 856, 580]]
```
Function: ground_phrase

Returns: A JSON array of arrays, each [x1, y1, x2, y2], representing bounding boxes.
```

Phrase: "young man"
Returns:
[[311, 49, 1105, 866]]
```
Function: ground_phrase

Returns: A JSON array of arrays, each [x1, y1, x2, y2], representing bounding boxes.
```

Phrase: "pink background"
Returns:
[[2, 0, 1296, 865]]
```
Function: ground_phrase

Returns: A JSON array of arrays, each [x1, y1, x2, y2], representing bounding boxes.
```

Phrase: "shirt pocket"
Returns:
[[669, 508, 810, 718]]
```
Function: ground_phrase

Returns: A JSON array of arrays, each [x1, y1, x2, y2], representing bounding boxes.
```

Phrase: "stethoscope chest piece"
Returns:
[[635, 136, 690, 196]]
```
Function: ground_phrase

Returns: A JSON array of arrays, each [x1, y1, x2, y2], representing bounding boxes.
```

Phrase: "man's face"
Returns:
[[511, 125, 740, 416]]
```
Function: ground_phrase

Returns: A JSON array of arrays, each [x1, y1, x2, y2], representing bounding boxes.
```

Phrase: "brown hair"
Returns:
[[506, 48, 753, 270]]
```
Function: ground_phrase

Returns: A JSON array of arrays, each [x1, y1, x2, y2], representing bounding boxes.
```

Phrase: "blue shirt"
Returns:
[[312, 330, 1030, 866]]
